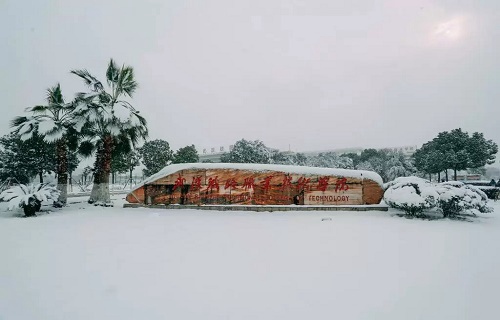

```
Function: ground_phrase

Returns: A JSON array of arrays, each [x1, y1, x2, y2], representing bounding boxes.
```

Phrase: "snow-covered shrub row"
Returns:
[[384, 177, 438, 216], [384, 177, 492, 218]]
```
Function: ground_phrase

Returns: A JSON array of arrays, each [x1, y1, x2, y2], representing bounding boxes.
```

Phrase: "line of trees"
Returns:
[[217, 139, 415, 182], [216, 132, 497, 183], [413, 129, 497, 181]]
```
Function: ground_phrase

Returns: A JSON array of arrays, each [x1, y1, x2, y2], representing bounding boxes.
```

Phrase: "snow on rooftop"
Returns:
[[132, 163, 383, 191]]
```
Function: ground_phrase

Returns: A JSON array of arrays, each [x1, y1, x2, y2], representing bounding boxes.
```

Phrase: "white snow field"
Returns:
[[1, 196, 500, 320]]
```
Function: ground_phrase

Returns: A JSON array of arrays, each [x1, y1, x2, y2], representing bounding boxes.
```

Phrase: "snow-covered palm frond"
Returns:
[[71, 69, 104, 92], [0, 183, 60, 210], [113, 104, 132, 122], [37, 118, 57, 135], [106, 123, 122, 136], [26, 105, 50, 114], [44, 128, 66, 143], [11, 116, 37, 141]]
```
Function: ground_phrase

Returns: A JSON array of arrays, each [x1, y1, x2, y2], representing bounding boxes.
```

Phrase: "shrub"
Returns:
[[436, 182, 492, 217], [384, 177, 439, 217], [476, 187, 500, 200], [384, 177, 493, 219], [0, 183, 60, 217]]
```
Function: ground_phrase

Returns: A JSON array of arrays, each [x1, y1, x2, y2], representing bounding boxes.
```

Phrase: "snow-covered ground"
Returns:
[[1, 196, 499, 320]]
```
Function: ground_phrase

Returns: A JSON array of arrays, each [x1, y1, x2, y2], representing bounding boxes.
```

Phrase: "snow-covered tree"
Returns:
[[307, 152, 354, 169], [355, 149, 415, 182], [139, 139, 173, 177], [72, 59, 148, 204], [220, 139, 272, 164], [10, 84, 78, 204], [172, 145, 199, 164], [270, 151, 307, 166], [0, 133, 56, 184], [384, 151, 416, 181]]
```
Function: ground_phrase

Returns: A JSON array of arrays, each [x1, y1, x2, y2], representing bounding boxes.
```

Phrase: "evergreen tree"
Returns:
[[416, 129, 498, 181], [172, 145, 199, 164], [138, 139, 173, 177], [0, 133, 56, 184], [220, 139, 272, 164]]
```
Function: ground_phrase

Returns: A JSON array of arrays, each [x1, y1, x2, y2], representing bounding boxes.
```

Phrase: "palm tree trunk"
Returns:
[[56, 140, 68, 205], [89, 136, 112, 204]]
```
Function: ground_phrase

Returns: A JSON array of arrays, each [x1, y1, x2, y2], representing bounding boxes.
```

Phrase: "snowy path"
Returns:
[[1, 197, 500, 320]]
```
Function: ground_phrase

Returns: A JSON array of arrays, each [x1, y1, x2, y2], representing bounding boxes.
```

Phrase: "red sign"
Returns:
[[281, 175, 292, 191], [335, 177, 349, 192], [317, 176, 330, 192], [207, 176, 220, 192], [296, 177, 311, 191], [173, 174, 186, 191], [224, 178, 238, 190], [190, 176, 202, 191], [260, 175, 273, 192], [243, 177, 255, 190]]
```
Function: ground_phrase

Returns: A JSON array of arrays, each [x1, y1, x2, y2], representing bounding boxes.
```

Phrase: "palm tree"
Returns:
[[72, 59, 148, 204], [11, 84, 78, 205]]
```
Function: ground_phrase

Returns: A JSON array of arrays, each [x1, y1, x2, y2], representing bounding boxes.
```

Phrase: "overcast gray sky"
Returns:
[[1, 0, 499, 154]]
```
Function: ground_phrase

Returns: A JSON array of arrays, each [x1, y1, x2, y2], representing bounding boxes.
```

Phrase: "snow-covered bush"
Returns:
[[0, 183, 60, 217], [384, 177, 439, 216], [436, 182, 492, 217], [384, 177, 493, 219]]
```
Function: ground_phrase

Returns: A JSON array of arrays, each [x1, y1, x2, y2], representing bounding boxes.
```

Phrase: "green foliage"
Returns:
[[220, 139, 271, 164], [172, 145, 198, 164], [172, 145, 199, 164], [0, 133, 56, 183], [413, 128, 498, 180], [139, 139, 173, 177]]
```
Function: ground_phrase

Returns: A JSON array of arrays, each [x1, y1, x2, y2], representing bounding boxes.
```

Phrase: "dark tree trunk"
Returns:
[[56, 139, 68, 205], [445, 170, 449, 181], [39, 172, 43, 183], [88, 136, 113, 204], [438, 172, 441, 182], [429, 173, 431, 181], [454, 168, 457, 181]]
